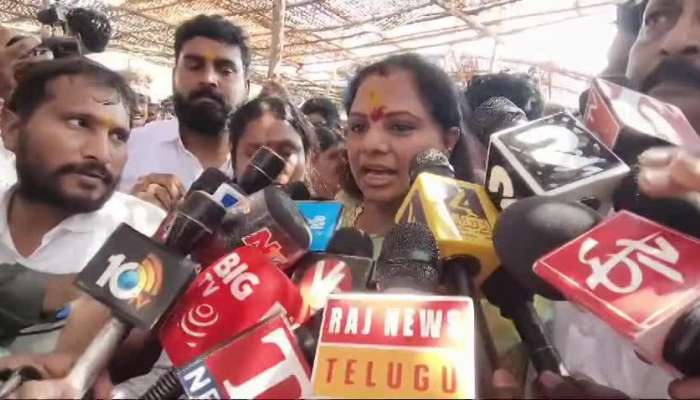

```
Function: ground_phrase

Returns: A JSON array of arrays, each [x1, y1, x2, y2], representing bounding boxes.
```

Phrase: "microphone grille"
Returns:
[[376, 223, 440, 290], [471, 96, 527, 140], [327, 228, 373, 258], [190, 168, 231, 194], [409, 148, 454, 183]]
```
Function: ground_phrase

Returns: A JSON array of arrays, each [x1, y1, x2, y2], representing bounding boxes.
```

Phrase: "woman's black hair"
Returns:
[[315, 126, 344, 152], [228, 96, 318, 160], [341, 53, 473, 197]]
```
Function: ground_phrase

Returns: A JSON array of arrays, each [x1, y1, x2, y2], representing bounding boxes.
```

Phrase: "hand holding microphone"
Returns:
[[131, 174, 187, 212]]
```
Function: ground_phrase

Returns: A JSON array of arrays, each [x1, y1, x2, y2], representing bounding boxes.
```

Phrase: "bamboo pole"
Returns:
[[268, 0, 286, 79]]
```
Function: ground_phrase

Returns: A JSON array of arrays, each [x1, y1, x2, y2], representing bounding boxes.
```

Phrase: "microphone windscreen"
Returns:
[[493, 197, 601, 300], [471, 96, 527, 142], [409, 148, 454, 183], [376, 223, 440, 291], [190, 168, 230, 195], [326, 228, 373, 258], [286, 181, 311, 201], [265, 186, 312, 250], [239, 146, 286, 193], [65, 8, 111, 53], [613, 170, 700, 239]]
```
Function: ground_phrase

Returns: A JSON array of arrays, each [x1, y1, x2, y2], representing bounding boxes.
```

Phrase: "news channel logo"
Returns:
[[296, 202, 343, 252], [95, 253, 164, 308], [181, 303, 220, 348]]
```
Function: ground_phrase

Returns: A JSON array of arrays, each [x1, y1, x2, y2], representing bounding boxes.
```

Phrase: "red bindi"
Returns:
[[370, 106, 386, 122]]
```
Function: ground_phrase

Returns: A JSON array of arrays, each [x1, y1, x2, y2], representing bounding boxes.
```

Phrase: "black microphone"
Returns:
[[194, 186, 311, 270], [291, 228, 374, 366], [485, 111, 629, 212], [471, 97, 528, 145], [493, 196, 602, 300], [488, 197, 602, 375], [375, 222, 441, 293], [613, 169, 700, 239], [237, 146, 286, 195], [153, 168, 230, 254], [65, 7, 111, 54]]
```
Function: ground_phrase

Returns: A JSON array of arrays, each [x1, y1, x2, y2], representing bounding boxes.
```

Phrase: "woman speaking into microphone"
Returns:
[[334, 53, 523, 397], [336, 53, 472, 252]]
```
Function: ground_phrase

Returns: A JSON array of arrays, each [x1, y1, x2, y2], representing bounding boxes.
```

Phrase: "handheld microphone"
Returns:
[[375, 222, 441, 293], [64, 224, 197, 398], [470, 96, 529, 145], [493, 197, 603, 300], [295, 201, 343, 252], [395, 150, 501, 376], [485, 112, 629, 213], [290, 228, 374, 364], [613, 169, 700, 239], [152, 168, 231, 251], [584, 78, 700, 166], [396, 149, 500, 287], [159, 246, 303, 368], [193, 186, 311, 270], [534, 210, 700, 376], [490, 197, 603, 374], [176, 313, 312, 399], [293, 227, 374, 319], [237, 146, 286, 195], [65, 7, 111, 54]]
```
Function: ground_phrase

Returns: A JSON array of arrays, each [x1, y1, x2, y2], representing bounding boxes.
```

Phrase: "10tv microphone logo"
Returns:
[[75, 224, 196, 329], [95, 253, 163, 309]]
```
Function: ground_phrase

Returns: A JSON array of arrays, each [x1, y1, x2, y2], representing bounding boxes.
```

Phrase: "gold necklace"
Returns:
[[351, 203, 365, 229]]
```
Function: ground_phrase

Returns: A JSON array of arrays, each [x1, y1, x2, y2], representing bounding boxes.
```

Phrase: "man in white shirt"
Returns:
[[0, 57, 165, 357], [122, 14, 250, 210], [545, 0, 700, 398]]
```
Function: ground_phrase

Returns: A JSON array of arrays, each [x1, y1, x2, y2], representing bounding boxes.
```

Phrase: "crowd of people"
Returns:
[[0, 0, 700, 398]]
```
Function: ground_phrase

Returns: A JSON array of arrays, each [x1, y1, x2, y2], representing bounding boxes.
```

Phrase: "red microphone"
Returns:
[[584, 78, 700, 165], [176, 313, 312, 399], [158, 246, 303, 368], [534, 211, 700, 376]]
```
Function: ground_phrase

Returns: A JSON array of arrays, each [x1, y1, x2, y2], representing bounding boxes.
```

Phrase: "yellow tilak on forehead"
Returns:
[[368, 90, 386, 122]]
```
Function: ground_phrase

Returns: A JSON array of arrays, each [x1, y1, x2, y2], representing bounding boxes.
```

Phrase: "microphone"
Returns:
[[64, 224, 197, 398], [65, 7, 111, 54], [237, 146, 286, 195], [290, 228, 374, 365], [470, 96, 528, 145], [295, 200, 343, 252], [485, 111, 629, 212], [488, 197, 603, 375], [583, 78, 700, 166], [534, 210, 700, 376], [159, 246, 303, 368], [395, 149, 501, 375], [193, 186, 311, 270], [613, 169, 700, 239], [396, 149, 500, 287], [152, 168, 231, 251], [375, 222, 440, 293], [493, 196, 602, 300], [176, 313, 312, 399], [292, 227, 374, 321]]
